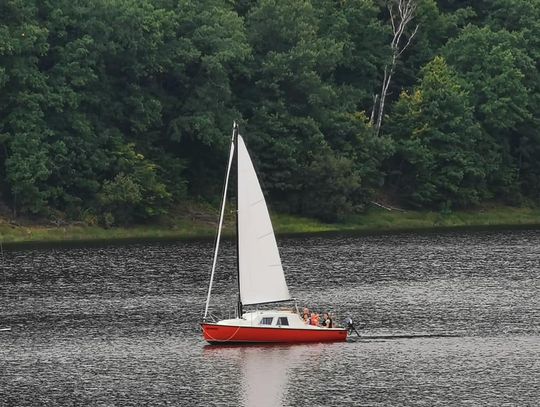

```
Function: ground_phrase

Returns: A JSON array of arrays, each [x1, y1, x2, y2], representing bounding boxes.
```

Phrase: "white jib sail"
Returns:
[[237, 134, 291, 305]]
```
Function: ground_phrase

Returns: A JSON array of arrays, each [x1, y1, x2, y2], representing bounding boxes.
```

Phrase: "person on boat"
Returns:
[[322, 313, 333, 328], [302, 308, 310, 323], [310, 312, 320, 326]]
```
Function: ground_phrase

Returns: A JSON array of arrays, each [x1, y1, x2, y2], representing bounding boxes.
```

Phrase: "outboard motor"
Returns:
[[345, 317, 363, 337]]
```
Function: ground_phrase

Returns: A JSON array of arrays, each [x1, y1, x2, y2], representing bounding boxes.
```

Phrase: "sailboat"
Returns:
[[201, 122, 348, 344]]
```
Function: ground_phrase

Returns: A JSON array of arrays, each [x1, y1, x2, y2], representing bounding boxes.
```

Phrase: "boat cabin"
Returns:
[[215, 310, 333, 330]]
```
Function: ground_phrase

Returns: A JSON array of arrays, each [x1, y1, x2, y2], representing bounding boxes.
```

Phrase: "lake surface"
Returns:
[[1, 229, 539, 406]]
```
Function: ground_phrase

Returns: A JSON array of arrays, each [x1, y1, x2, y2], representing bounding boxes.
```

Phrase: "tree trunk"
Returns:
[[374, 0, 419, 136]]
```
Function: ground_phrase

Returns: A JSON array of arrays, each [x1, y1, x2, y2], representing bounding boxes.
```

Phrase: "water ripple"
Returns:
[[1, 229, 539, 405]]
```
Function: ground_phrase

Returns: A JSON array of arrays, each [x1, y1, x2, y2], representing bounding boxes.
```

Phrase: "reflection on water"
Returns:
[[203, 344, 323, 407], [0, 229, 539, 405]]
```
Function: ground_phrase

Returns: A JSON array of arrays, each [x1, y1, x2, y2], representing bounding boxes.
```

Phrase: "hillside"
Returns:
[[0, 1, 539, 226]]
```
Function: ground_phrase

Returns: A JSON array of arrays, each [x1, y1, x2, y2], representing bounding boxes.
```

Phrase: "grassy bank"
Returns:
[[1, 205, 539, 246]]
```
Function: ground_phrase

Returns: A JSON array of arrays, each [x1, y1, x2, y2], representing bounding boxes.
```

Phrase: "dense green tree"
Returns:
[[0, 0, 539, 223], [314, 0, 389, 109], [0, 0, 52, 214], [98, 143, 170, 225], [240, 0, 390, 218], [443, 25, 535, 199], [1, 0, 250, 220], [444, 26, 532, 133], [386, 56, 490, 209], [394, 0, 473, 88], [484, 0, 540, 199], [300, 146, 361, 221]]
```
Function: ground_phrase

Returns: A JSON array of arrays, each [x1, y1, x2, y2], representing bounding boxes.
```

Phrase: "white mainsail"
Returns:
[[237, 134, 291, 305]]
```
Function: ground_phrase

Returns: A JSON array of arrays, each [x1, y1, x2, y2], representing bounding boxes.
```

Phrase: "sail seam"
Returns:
[[250, 198, 264, 207]]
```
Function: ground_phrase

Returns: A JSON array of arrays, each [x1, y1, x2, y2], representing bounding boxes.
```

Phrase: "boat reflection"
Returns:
[[203, 343, 325, 407]]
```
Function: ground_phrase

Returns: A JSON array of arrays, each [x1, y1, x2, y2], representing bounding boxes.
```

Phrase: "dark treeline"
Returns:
[[0, 0, 539, 224]]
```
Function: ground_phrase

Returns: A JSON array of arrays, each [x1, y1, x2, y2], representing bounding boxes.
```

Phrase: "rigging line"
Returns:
[[204, 325, 242, 343], [203, 123, 236, 320]]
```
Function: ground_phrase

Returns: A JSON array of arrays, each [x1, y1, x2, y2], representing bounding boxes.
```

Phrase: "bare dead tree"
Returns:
[[369, 94, 379, 124], [372, 0, 419, 136]]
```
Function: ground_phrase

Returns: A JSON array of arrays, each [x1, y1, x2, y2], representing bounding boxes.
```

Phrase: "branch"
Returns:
[[388, 4, 396, 34], [375, 0, 419, 136], [370, 201, 407, 212], [397, 23, 419, 57]]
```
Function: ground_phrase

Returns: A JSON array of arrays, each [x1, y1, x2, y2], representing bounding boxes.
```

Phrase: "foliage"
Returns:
[[0, 0, 539, 223], [239, 0, 389, 217], [300, 146, 361, 221], [98, 143, 171, 225], [386, 57, 490, 209]]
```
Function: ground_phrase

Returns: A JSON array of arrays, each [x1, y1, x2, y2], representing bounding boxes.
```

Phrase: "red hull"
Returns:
[[201, 323, 348, 344]]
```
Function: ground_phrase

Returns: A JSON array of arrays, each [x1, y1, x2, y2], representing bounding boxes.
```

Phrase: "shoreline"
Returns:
[[1, 206, 539, 248]]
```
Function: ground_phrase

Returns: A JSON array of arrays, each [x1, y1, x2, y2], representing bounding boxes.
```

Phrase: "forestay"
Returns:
[[237, 134, 291, 305]]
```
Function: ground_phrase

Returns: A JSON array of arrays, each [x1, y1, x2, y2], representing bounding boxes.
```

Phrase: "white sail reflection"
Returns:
[[202, 344, 325, 407]]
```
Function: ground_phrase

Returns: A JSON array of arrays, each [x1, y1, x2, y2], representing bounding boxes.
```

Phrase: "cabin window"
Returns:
[[260, 317, 273, 325], [277, 317, 289, 326]]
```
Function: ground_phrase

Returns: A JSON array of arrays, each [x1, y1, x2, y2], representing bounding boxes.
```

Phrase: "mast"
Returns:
[[234, 122, 243, 318], [203, 123, 236, 321]]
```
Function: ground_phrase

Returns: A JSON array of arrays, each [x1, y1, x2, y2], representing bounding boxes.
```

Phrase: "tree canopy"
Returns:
[[0, 0, 539, 224]]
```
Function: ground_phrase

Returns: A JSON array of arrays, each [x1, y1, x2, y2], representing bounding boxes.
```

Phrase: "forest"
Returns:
[[0, 0, 539, 225]]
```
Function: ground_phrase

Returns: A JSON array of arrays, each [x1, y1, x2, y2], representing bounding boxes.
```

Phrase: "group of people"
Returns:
[[301, 308, 333, 328]]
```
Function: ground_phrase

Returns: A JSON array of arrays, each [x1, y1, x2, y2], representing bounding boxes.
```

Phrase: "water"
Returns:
[[1, 230, 539, 406]]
